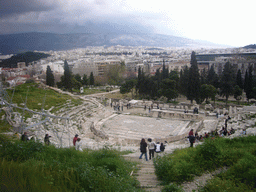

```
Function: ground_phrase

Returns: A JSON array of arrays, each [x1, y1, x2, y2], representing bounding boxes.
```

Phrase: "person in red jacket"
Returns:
[[73, 134, 79, 146]]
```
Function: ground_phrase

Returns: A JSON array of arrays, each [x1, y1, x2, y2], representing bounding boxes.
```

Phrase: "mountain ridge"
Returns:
[[0, 32, 222, 55]]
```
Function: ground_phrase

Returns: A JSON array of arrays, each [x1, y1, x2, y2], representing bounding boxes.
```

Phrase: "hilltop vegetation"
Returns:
[[0, 51, 50, 68]]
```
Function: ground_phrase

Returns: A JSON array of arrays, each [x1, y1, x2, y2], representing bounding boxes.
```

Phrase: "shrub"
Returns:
[[195, 140, 221, 170]]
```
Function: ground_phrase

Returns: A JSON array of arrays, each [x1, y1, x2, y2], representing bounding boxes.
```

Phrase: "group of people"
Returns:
[[21, 132, 51, 145], [139, 138, 166, 161]]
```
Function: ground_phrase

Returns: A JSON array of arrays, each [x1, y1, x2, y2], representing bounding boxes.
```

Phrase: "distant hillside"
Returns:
[[0, 32, 219, 55], [243, 44, 256, 49], [0, 51, 50, 68]]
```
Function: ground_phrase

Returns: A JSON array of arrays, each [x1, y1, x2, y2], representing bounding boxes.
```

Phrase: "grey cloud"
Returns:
[[0, 0, 58, 18]]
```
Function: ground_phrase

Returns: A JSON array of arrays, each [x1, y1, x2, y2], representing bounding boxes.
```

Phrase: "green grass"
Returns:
[[154, 136, 256, 191], [0, 135, 141, 192], [6, 83, 82, 112]]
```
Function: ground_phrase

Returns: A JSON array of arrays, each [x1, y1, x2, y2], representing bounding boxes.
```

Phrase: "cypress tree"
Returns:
[[63, 60, 72, 91], [244, 65, 253, 102], [207, 65, 218, 88], [187, 51, 201, 104], [82, 74, 88, 85], [220, 62, 236, 105], [236, 69, 243, 90], [179, 66, 189, 96], [89, 72, 94, 86], [46, 65, 54, 87]]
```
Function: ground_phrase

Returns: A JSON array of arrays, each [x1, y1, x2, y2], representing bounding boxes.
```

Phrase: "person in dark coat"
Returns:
[[44, 134, 51, 145], [139, 138, 148, 161], [160, 143, 165, 152], [188, 129, 195, 147], [21, 132, 29, 141]]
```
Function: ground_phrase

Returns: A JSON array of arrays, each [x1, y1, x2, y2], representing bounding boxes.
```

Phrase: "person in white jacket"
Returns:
[[75, 138, 83, 151], [155, 142, 161, 153]]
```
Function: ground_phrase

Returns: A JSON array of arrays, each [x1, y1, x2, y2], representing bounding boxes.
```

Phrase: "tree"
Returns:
[[89, 72, 94, 86], [106, 64, 125, 85], [187, 51, 201, 103], [200, 68, 207, 85], [72, 77, 82, 90], [234, 85, 243, 104], [200, 84, 217, 103], [179, 66, 189, 96], [63, 60, 72, 91], [74, 74, 82, 84], [46, 65, 55, 86], [82, 74, 88, 85], [120, 79, 137, 98], [236, 69, 243, 90], [169, 70, 179, 91], [158, 79, 178, 101], [207, 65, 219, 88], [244, 65, 253, 102], [161, 60, 169, 80], [219, 62, 236, 105]]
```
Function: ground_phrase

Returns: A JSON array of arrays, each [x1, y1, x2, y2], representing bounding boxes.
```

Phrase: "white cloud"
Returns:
[[0, 0, 255, 46]]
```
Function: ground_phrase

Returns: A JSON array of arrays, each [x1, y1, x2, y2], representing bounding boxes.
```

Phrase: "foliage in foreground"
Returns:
[[0, 136, 140, 192], [154, 136, 256, 191]]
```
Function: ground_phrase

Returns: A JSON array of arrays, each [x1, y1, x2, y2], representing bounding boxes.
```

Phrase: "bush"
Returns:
[[195, 140, 222, 170]]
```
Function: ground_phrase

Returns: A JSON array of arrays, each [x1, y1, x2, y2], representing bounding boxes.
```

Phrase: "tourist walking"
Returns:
[[188, 129, 195, 147], [139, 138, 148, 161], [148, 138, 156, 160], [73, 134, 79, 146]]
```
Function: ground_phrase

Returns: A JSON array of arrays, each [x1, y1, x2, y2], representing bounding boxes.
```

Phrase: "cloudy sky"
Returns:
[[0, 0, 255, 47]]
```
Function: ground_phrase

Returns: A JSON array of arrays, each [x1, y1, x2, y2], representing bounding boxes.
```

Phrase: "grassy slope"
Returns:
[[156, 136, 256, 191]]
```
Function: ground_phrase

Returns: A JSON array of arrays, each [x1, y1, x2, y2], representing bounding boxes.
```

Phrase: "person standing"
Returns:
[[21, 132, 29, 141], [44, 134, 51, 145], [73, 134, 79, 146], [188, 129, 195, 147], [75, 138, 83, 151], [148, 138, 156, 160], [139, 138, 148, 161]]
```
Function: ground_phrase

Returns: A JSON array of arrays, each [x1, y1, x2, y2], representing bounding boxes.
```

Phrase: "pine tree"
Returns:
[[89, 72, 94, 86], [187, 51, 201, 103], [63, 60, 72, 91], [46, 65, 54, 86]]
